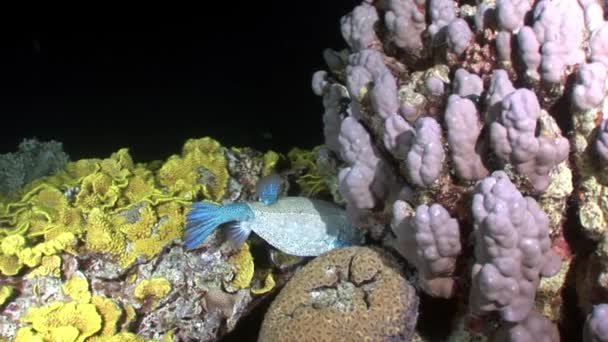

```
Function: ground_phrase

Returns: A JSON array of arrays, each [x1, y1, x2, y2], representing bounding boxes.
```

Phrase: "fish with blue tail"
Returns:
[[184, 174, 365, 256]]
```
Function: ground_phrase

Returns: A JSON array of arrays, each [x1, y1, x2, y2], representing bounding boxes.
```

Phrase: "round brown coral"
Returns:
[[258, 246, 419, 341]]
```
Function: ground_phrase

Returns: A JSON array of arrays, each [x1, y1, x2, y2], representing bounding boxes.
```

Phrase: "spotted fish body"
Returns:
[[245, 197, 361, 256], [184, 175, 363, 256]]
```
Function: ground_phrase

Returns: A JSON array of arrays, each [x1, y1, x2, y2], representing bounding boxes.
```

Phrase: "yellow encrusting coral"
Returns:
[[0, 253, 21, 275], [157, 137, 229, 202], [15, 273, 150, 341], [0, 230, 76, 276], [122, 305, 138, 330], [228, 243, 255, 290], [89, 296, 123, 338], [134, 277, 172, 303], [62, 272, 92, 304], [0, 137, 230, 274], [1, 137, 280, 340], [0, 285, 13, 307], [287, 146, 328, 196], [262, 150, 282, 176], [14, 327, 44, 342], [19, 302, 103, 342], [251, 273, 276, 295], [26, 255, 62, 278]]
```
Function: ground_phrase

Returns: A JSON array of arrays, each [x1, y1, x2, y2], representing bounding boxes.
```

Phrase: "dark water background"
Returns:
[[0, 2, 357, 162]]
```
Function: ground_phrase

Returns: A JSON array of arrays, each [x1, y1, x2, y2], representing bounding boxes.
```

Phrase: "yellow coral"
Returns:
[[62, 273, 92, 304], [157, 137, 228, 202], [162, 330, 175, 342], [29, 232, 77, 258], [85, 201, 186, 268], [16, 272, 146, 341], [251, 273, 276, 295], [75, 173, 121, 212], [134, 277, 172, 304], [27, 255, 61, 278], [0, 229, 75, 276], [99, 149, 133, 183], [228, 243, 255, 290], [0, 285, 13, 306], [262, 150, 282, 176], [15, 232, 76, 269], [85, 208, 127, 263], [129, 201, 186, 262], [14, 327, 44, 342], [19, 302, 102, 342], [49, 326, 79, 342], [122, 304, 137, 330], [44, 206, 86, 244], [0, 138, 223, 277], [90, 296, 123, 337], [0, 254, 22, 275], [120, 169, 160, 206], [116, 204, 157, 242], [29, 186, 69, 222], [1, 234, 25, 255], [287, 146, 328, 196]]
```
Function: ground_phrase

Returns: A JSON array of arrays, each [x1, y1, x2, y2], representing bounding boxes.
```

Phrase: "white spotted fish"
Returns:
[[184, 174, 364, 256]]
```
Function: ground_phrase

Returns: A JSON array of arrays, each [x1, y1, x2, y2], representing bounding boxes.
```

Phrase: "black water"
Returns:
[[0, 1, 357, 162]]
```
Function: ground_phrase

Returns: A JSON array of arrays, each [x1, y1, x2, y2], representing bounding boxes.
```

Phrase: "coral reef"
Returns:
[[7, 0, 608, 338], [0, 138, 291, 341], [311, 0, 608, 339]]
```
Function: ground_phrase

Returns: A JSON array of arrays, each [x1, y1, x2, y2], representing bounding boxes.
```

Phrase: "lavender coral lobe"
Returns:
[[470, 171, 561, 322]]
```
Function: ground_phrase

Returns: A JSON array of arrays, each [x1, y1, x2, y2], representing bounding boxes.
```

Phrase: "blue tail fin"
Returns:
[[185, 202, 255, 250]]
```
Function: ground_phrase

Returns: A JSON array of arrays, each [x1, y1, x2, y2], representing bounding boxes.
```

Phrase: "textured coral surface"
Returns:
[[258, 246, 419, 341]]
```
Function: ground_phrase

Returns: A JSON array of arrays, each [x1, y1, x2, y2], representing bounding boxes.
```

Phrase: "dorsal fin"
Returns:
[[256, 174, 282, 205]]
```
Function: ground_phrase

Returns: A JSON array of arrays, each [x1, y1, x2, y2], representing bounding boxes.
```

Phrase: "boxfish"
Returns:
[[184, 174, 364, 256]]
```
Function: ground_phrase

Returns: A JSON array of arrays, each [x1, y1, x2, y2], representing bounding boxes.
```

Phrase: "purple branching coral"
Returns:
[[496, 0, 532, 32], [531, 0, 585, 84], [379, 0, 426, 56], [341, 3, 380, 52], [573, 63, 608, 112], [493, 309, 560, 342], [428, 0, 456, 38], [470, 171, 561, 322], [446, 18, 473, 56], [338, 116, 382, 210], [391, 201, 461, 298], [453, 68, 483, 97], [445, 94, 488, 181], [406, 117, 444, 187], [338, 116, 400, 233], [584, 304, 608, 342], [347, 49, 398, 120], [383, 113, 414, 160], [314, 79, 350, 154], [591, 24, 608, 68], [489, 87, 570, 192], [309, 0, 604, 338]]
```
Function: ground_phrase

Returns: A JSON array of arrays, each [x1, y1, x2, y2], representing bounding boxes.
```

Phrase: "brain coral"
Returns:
[[258, 246, 418, 341]]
